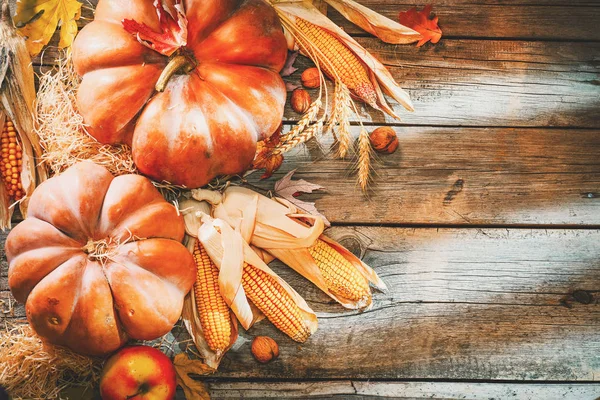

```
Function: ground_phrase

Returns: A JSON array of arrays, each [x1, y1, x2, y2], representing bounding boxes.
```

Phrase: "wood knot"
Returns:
[[572, 290, 594, 305]]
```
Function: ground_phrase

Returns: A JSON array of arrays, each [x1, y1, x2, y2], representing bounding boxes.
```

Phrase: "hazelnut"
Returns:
[[251, 336, 279, 363], [301, 67, 320, 88], [291, 89, 311, 114], [369, 127, 399, 154]]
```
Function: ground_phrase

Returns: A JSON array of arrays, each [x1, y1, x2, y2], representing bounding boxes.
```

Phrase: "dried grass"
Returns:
[[0, 321, 102, 399], [36, 51, 137, 177]]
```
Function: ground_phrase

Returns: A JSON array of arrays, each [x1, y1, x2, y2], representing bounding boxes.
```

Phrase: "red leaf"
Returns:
[[123, 0, 188, 56], [398, 4, 442, 47]]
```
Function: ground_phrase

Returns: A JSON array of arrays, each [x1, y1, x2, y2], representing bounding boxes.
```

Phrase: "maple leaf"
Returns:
[[252, 124, 283, 179], [274, 170, 331, 227], [398, 4, 442, 47], [173, 353, 212, 400], [14, 0, 83, 56], [122, 0, 187, 57]]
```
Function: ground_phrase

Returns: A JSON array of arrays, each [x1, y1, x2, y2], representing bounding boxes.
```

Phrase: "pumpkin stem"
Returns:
[[156, 54, 196, 92]]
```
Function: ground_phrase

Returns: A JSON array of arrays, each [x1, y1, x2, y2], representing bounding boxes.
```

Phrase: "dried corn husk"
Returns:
[[213, 186, 387, 309], [321, 0, 421, 45], [269, 0, 413, 118], [0, 0, 47, 229], [179, 198, 237, 370], [196, 210, 318, 337]]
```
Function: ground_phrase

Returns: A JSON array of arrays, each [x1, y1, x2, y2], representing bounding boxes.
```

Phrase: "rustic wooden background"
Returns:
[[2, 0, 600, 399]]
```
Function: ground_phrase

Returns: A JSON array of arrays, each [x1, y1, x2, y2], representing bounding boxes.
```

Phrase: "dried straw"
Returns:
[[357, 128, 372, 191], [36, 51, 137, 177], [0, 321, 102, 399]]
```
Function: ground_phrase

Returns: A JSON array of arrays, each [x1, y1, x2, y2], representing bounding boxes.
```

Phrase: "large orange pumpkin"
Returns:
[[72, 0, 288, 188], [6, 162, 196, 355]]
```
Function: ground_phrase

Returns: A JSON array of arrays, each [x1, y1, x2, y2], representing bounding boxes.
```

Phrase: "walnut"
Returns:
[[251, 336, 279, 363], [301, 67, 320, 88], [291, 89, 311, 114], [369, 127, 399, 154]]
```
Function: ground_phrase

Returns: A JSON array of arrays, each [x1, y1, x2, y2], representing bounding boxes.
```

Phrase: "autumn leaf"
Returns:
[[280, 51, 299, 77], [123, 0, 187, 57], [14, 0, 82, 56], [173, 353, 213, 400], [252, 124, 284, 179], [274, 170, 331, 227], [398, 4, 442, 47]]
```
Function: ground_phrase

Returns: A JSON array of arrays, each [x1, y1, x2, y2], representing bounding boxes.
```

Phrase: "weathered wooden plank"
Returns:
[[4, 228, 597, 380], [282, 39, 600, 127], [206, 381, 600, 399], [329, 1, 600, 41], [247, 126, 600, 226]]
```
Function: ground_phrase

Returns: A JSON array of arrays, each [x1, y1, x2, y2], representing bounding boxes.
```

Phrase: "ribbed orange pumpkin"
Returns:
[[72, 0, 288, 188], [6, 162, 196, 355]]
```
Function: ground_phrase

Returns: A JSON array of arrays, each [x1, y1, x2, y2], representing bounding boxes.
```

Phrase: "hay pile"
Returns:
[[0, 321, 101, 399], [36, 51, 137, 177]]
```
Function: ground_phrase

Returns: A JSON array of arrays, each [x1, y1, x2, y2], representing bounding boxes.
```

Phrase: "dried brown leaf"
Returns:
[[274, 170, 330, 227], [174, 353, 213, 400]]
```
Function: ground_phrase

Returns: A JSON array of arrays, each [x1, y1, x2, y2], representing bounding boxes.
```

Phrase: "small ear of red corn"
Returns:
[[0, 119, 24, 201], [193, 242, 233, 354], [295, 18, 378, 108]]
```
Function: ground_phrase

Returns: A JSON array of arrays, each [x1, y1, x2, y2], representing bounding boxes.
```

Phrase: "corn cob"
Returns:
[[0, 119, 24, 201], [308, 239, 370, 302], [295, 18, 378, 108], [242, 263, 311, 343], [193, 241, 232, 354]]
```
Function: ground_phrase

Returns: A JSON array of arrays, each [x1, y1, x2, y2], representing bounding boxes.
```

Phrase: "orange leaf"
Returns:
[[398, 4, 442, 47], [252, 125, 284, 179]]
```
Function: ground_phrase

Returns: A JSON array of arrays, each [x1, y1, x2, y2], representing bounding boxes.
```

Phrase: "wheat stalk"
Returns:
[[357, 127, 372, 191], [331, 84, 352, 158]]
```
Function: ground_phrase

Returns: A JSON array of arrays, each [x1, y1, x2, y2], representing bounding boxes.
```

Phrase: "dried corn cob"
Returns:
[[193, 241, 232, 354], [0, 119, 24, 201], [294, 17, 378, 108], [242, 263, 311, 343], [308, 239, 370, 302]]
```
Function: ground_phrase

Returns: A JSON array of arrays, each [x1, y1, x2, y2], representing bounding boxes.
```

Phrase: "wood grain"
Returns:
[[248, 126, 600, 226], [3, 228, 598, 380], [206, 381, 600, 399]]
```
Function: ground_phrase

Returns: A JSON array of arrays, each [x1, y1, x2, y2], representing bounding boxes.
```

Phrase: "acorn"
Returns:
[[369, 127, 399, 154], [291, 89, 311, 114], [251, 336, 279, 364], [301, 67, 320, 88]]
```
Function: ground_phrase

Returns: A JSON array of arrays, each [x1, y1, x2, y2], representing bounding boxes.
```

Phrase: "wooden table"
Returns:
[[2, 1, 600, 399]]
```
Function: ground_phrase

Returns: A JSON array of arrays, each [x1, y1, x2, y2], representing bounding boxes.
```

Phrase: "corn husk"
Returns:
[[321, 0, 421, 44], [196, 210, 318, 338], [179, 198, 237, 370], [0, 0, 47, 229], [269, 0, 414, 118], [213, 186, 387, 309]]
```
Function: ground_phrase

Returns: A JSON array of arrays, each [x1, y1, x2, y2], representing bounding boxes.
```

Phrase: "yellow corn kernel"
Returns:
[[193, 242, 232, 354], [295, 18, 378, 107], [308, 239, 370, 302], [0, 119, 23, 201], [242, 264, 311, 343]]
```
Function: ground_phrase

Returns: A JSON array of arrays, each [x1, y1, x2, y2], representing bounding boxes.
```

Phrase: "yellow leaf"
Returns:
[[14, 0, 82, 56], [173, 353, 213, 400]]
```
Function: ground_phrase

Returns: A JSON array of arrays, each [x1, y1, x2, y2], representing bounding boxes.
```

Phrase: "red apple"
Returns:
[[100, 346, 176, 400]]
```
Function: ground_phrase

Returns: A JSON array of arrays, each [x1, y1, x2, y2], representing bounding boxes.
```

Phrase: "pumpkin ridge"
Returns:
[[26, 254, 87, 342]]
